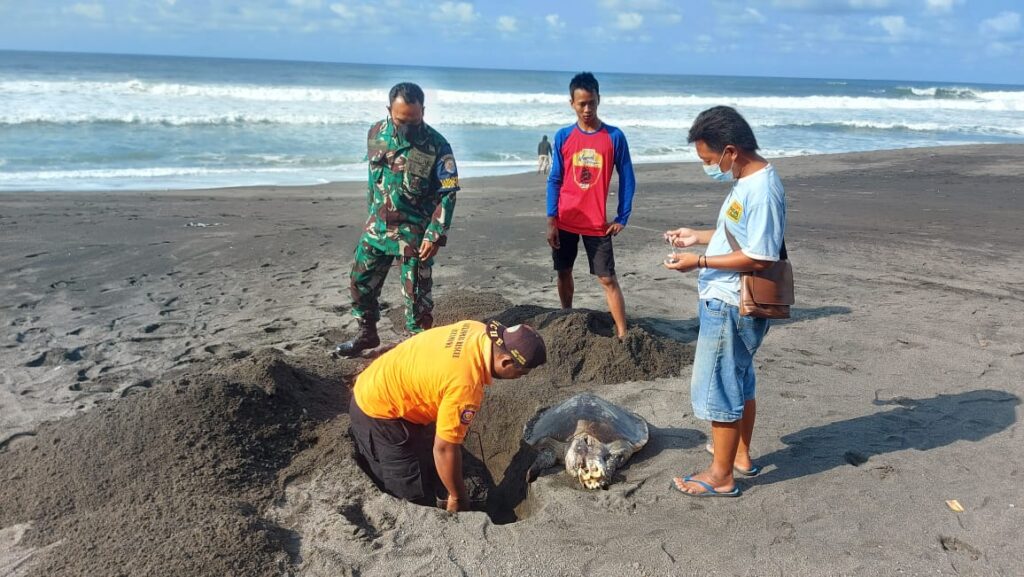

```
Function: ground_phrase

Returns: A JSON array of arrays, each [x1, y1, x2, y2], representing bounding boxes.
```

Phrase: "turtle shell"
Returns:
[[523, 392, 649, 450]]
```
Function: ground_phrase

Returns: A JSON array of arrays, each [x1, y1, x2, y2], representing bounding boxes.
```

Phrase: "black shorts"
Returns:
[[552, 228, 616, 277], [349, 396, 440, 505]]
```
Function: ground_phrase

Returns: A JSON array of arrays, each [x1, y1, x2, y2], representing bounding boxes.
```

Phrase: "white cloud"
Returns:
[[772, 0, 891, 12], [742, 7, 766, 23], [848, 0, 889, 8], [601, 0, 670, 8], [924, 0, 955, 14], [328, 2, 378, 26], [432, 1, 478, 24], [65, 2, 104, 20], [329, 3, 356, 20], [980, 11, 1021, 37], [288, 0, 323, 8], [616, 12, 643, 30], [599, 0, 678, 27], [871, 15, 907, 38], [985, 41, 1013, 57], [545, 13, 565, 30], [496, 15, 517, 33], [690, 34, 714, 53]]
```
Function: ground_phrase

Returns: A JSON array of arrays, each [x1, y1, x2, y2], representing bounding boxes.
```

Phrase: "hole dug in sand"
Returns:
[[432, 291, 694, 524]]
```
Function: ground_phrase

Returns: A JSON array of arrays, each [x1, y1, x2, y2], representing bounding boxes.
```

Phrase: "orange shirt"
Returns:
[[353, 320, 494, 444]]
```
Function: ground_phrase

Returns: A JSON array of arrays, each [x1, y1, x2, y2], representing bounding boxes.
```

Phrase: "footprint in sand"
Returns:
[[337, 503, 393, 543], [939, 536, 982, 561], [120, 379, 154, 397], [24, 347, 87, 368], [0, 431, 37, 452], [869, 464, 897, 480]]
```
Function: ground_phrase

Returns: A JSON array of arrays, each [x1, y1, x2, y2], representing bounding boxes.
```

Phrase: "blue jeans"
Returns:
[[690, 298, 770, 422]]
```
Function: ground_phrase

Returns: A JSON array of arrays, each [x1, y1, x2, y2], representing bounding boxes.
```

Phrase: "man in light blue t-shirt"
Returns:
[[663, 106, 787, 498]]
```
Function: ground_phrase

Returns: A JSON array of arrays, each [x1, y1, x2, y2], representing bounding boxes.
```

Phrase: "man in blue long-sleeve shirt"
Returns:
[[545, 72, 637, 339]]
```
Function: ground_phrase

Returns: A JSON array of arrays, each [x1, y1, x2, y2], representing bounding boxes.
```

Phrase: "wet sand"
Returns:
[[1, 144, 1023, 576]]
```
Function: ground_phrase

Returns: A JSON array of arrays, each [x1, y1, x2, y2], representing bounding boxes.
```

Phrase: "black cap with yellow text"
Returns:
[[486, 320, 547, 369]]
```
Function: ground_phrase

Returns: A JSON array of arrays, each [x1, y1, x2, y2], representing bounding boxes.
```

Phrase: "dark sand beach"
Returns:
[[1, 145, 1023, 576]]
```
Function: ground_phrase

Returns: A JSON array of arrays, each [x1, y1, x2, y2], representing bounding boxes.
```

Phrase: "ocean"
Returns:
[[2, 50, 1023, 192]]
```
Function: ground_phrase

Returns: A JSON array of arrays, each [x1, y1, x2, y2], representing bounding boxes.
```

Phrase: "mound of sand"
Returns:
[[435, 290, 692, 386], [0, 350, 368, 577]]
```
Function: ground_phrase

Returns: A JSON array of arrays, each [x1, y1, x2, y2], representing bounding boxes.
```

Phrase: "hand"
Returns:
[[664, 227, 699, 248], [418, 239, 439, 260], [446, 495, 468, 513], [605, 222, 624, 236], [663, 252, 700, 272], [546, 221, 560, 249]]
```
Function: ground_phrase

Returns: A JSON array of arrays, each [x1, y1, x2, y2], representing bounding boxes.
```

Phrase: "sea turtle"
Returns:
[[523, 393, 649, 490]]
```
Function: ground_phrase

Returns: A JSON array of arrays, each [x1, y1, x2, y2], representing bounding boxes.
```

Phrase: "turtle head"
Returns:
[[565, 433, 609, 490]]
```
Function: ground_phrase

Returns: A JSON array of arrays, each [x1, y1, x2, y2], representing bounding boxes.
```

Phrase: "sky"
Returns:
[[0, 0, 1021, 85]]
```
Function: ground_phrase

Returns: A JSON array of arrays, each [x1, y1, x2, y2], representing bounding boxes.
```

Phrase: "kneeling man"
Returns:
[[349, 319, 547, 512]]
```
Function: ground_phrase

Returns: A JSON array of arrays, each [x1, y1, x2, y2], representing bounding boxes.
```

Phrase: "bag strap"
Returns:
[[723, 225, 788, 261]]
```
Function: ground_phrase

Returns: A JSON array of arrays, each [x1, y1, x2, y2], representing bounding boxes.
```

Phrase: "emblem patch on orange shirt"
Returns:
[[460, 406, 478, 425], [726, 199, 743, 223]]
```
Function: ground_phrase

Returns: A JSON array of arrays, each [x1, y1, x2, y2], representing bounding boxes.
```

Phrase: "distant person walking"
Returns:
[[336, 82, 460, 357], [664, 106, 787, 497], [546, 72, 636, 339], [537, 135, 552, 174]]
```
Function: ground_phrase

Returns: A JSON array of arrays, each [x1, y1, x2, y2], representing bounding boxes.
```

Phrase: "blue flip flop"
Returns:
[[671, 475, 741, 498], [705, 443, 761, 477], [733, 464, 761, 477]]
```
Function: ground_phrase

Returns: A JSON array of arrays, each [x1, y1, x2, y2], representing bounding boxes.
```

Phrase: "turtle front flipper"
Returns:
[[535, 446, 558, 470], [604, 439, 636, 482], [526, 440, 564, 482]]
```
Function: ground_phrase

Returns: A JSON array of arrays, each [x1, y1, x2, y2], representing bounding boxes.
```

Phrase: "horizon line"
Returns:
[[2, 47, 1021, 89]]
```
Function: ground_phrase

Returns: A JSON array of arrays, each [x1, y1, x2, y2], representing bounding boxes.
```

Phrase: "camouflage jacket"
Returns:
[[363, 117, 459, 256]]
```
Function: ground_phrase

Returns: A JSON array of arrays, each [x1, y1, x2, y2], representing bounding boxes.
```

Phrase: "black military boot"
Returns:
[[334, 320, 380, 357]]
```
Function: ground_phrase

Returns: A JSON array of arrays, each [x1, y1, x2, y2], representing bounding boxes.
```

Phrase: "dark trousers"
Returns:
[[349, 395, 440, 505]]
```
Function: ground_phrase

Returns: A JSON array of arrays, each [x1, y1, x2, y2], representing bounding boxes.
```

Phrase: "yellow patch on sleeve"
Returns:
[[440, 177, 459, 189], [726, 199, 743, 223]]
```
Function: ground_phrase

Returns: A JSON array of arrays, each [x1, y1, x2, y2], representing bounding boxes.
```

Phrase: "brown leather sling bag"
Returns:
[[723, 226, 794, 319]]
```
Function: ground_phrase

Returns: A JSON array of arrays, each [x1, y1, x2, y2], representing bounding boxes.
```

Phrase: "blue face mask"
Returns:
[[703, 150, 734, 182]]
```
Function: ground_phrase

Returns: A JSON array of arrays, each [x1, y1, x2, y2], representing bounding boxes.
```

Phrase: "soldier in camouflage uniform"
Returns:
[[336, 82, 460, 357]]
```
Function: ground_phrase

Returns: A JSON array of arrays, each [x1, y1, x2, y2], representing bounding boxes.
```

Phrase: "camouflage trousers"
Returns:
[[349, 234, 434, 333]]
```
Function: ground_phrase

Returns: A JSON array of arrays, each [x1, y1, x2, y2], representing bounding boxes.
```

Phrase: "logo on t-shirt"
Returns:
[[459, 406, 478, 425], [572, 149, 603, 190], [727, 199, 743, 223]]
